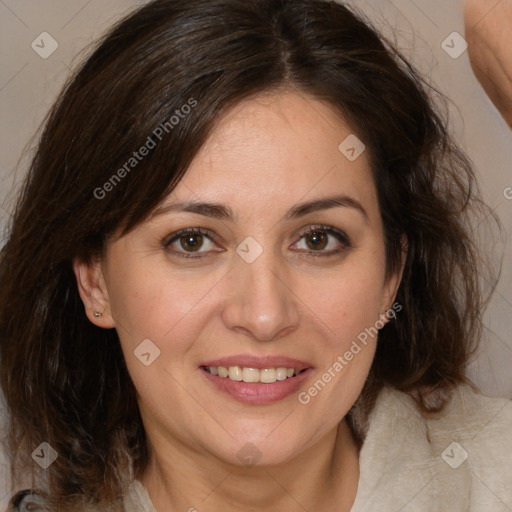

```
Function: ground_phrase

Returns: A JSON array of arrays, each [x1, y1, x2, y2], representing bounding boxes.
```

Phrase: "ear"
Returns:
[[73, 258, 116, 328], [379, 234, 408, 321]]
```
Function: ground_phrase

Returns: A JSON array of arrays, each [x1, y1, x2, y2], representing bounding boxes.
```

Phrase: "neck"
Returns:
[[140, 419, 359, 512]]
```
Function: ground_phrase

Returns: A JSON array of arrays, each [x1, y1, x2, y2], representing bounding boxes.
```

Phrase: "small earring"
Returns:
[[93, 311, 102, 318]]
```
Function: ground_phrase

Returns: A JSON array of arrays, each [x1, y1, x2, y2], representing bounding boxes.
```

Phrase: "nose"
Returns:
[[221, 247, 301, 342]]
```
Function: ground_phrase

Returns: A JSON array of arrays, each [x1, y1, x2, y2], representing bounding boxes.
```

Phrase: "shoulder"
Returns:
[[5, 489, 125, 512], [4, 490, 49, 512], [431, 384, 512, 510], [350, 384, 512, 512], [123, 479, 157, 512], [4, 479, 152, 512]]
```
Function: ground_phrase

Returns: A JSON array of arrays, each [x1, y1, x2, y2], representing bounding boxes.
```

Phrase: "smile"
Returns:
[[199, 356, 313, 404]]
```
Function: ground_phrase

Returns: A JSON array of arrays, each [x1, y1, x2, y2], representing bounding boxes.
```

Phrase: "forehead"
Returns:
[[160, 91, 378, 221]]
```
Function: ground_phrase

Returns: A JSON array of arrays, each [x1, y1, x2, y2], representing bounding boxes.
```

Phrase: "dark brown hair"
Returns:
[[0, 0, 498, 509]]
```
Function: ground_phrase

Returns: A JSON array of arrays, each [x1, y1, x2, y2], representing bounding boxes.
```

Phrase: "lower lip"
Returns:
[[200, 367, 312, 405]]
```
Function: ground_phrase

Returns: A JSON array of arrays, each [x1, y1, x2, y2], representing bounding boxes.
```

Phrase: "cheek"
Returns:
[[296, 254, 385, 413], [106, 256, 223, 355], [308, 251, 387, 348]]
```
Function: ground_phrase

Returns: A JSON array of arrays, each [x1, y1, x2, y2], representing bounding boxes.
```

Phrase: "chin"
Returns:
[[206, 430, 313, 469]]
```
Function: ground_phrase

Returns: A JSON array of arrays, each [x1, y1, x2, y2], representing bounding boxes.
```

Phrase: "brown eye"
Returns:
[[292, 225, 351, 256], [179, 232, 204, 252], [164, 228, 219, 258], [305, 230, 328, 250]]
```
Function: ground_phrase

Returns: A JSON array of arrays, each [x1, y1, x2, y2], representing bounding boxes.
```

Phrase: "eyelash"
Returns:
[[162, 225, 351, 259]]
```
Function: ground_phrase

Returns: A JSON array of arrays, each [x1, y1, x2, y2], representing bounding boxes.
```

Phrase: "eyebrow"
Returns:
[[151, 194, 368, 223]]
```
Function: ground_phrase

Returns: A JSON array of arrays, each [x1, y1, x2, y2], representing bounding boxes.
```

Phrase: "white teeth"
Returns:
[[260, 368, 276, 383], [242, 367, 260, 383], [228, 366, 243, 381], [205, 365, 303, 383], [276, 367, 288, 381]]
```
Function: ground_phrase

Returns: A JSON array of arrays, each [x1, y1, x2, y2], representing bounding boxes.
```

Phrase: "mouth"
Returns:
[[199, 355, 313, 404]]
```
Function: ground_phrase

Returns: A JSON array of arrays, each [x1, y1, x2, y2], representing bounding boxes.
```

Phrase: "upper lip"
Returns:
[[200, 354, 312, 371]]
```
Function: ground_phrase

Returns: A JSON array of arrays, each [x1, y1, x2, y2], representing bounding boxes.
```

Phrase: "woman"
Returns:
[[1, 0, 510, 511]]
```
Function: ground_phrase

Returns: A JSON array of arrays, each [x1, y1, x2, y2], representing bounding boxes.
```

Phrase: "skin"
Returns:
[[464, 0, 512, 128], [74, 90, 405, 512]]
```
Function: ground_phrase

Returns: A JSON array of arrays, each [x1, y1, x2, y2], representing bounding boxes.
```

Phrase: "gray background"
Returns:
[[1, 0, 511, 506]]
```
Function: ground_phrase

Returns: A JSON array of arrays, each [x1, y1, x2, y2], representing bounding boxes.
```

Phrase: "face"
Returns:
[[75, 90, 403, 467]]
